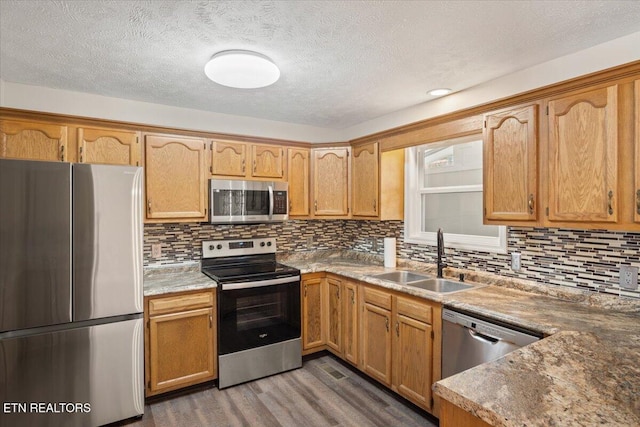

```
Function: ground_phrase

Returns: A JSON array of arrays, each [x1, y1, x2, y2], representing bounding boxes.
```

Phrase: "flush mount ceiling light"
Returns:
[[204, 50, 280, 89], [428, 88, 452, 96]]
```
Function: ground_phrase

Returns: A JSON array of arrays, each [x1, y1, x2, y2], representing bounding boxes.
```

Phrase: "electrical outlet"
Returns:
[[619, 265, 639, 290], [511, 252, 521, 271], [151, 244, 162, 258]]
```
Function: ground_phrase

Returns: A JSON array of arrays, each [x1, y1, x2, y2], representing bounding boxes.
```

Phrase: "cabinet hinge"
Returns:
[[545, 207, 549, 216], [136, 136, 139, 144], [209, 142, 212, 150], [430, 397, 434, 408], [204, 142, 206, 149], [210, 166, 213, 174], [483, 120, 486, 128], [431, 330, 434, 340], [147, 380, 151, 390], [136, 161, 139, 166], [146, 320, 149, 328], [546, 106, 549, 115]]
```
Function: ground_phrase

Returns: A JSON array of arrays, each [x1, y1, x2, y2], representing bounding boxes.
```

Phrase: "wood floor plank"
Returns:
[[117, 354, 438, 427]]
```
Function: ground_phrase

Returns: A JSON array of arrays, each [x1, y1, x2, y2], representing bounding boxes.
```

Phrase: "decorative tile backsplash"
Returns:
[[144, 220, 640, 299]]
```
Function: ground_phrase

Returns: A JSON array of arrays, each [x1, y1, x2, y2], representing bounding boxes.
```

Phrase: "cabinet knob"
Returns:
[[314, 200, 318, 212], [304, 284, 307, 297], [242, 159, 245, 173], [385, 317, 389, 332], [636, 190, 640, 215], [395, 321, 399, 337], [373, 198, 377, 212], [147, 199, 152, 214], [350, 288, 355, 305], [608, 190, 614, 215], [60, 145, 65, 162], [253, 160, 257, 173], [79, 146, 83, 163]]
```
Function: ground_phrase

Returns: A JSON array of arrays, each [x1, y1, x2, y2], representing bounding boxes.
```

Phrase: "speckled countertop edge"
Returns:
[[143, 261, 216, 296]]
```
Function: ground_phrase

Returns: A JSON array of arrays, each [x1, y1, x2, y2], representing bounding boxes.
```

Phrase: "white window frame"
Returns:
[[404, 137, 507, 254]]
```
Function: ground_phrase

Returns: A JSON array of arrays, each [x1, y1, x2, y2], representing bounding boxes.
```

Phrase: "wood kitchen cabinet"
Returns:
[[311, 147, 351, 217], [361, 286, 393, 386], [210, 140, 247, 177], [392, 295, 436, 410], [326, 275, 343, 354], [0, 118, 69, 162], [77, 126, 140, 165], [251, 143, 285, 179], [547, 85, 619, 223], [210, 139, 286, 180], [352, 142, 379, 217], [635, 79, 640, 224], [360, 284, 441, 412], [144, 133, 208, 222], [342, 280, 359, 366], [483, 104, 538, 223], [301, 273, 326, 354], [288, 147, 310, 216], [352, 143, 404, 220], [439, 399, 492, 427], [145, 289, 217, 397]]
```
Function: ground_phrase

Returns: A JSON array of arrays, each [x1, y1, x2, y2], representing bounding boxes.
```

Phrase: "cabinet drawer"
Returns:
[[396, 296, 432, 324], [363, 286, 392, 310], [148, 291, 214, 316]]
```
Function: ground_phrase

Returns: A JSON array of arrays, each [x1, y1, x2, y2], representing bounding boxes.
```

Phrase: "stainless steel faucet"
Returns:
[[437, 228, 446, 278]]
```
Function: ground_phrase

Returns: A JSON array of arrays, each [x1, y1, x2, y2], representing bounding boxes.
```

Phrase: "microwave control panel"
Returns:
[[273, 191, 288, 214]]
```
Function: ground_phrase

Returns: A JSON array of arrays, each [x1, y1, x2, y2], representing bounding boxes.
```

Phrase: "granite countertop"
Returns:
[[143, 250, 640, 426], [278, 250, 640, 427], [143, 262, 216, 296]]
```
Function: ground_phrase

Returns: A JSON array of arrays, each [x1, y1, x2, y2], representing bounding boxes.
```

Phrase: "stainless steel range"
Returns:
[[201, 238, 301, 388]]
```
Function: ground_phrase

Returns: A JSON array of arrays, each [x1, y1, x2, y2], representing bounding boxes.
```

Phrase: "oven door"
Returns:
[[218, 276, 301, 355]]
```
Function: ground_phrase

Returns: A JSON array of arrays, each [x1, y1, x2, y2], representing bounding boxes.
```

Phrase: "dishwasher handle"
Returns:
[[468, 328, 499, 344]]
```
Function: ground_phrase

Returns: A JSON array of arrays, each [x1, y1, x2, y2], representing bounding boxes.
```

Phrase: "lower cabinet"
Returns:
[[145, 289, 217, 397], [300, 273, 441, 415], [439, 399, 492, 427], [302, 273, 326, 354]]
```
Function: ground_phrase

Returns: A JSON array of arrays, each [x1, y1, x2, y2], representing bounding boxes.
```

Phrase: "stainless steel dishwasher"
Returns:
[[442, 308, 542, 379]]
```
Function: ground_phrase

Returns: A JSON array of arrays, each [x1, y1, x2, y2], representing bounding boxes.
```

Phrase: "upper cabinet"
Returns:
[[311, 147, 351, 217], [210, 140, 247, 177], [144, 134, 208, 222], [77, 126, 141, 166], [352, 142, 379, 217], [0, 119, 68, 162], [483, 104, 538, 223], [288, 147, 310, 216], [547, 85, 618, 223], [252, 144, 285, 179], [635, 80, 640, 224], [210, 140, 286, 180]]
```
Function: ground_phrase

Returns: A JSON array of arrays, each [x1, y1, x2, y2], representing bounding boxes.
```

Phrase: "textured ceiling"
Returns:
[[2, 1, 640, 129]]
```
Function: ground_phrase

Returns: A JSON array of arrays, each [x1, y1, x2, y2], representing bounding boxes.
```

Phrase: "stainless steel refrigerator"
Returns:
[[0, 159, 144, 427]]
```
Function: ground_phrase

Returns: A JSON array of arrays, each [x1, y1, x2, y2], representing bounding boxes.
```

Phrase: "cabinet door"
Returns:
[[302, 276, 325, 352], [252, 144, 285, 179], [352, 142, 379, 217], [145, 135, 207, 221], [0, 119, 68, 161], [211, 140, 247, 177], [484, 105, 538, 222], [78, 127, 140, 166], [635, 80, 640, 224], [343, 281, 358, 365], [361, 302, 392, 386], [326, 277, 342, 355], [148, 307, 215, 394], [287, 148, 310, 216], [312, 148, 350, 216], [392, 313, 433, 409], [548, 85, 618, 222]]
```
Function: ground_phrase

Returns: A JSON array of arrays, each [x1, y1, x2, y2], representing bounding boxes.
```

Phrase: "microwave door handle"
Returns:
[[268, 184, 274, 219]]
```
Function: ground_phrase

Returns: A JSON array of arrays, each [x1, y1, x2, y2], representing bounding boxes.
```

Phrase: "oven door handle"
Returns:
[[222, 275, 301, 290]]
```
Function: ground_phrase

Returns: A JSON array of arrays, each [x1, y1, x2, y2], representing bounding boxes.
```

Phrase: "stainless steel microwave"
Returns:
[[209, 179, 288, 224]]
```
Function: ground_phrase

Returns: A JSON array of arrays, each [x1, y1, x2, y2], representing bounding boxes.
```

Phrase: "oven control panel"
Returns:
[[202, 237, 276, 258]]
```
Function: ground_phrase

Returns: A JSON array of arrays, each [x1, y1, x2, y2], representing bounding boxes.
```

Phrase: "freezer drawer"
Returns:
[[0, 317, 144, 427], [0, 159, 72, 332], [73, 164, 143, 321]]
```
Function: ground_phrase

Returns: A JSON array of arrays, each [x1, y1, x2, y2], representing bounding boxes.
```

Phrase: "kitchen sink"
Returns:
[[406, 278, 476, 293], [370, 270, 432, 284]]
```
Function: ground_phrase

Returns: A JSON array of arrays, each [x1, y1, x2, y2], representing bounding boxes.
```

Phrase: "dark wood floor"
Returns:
[[121, 354, 439, 427]]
